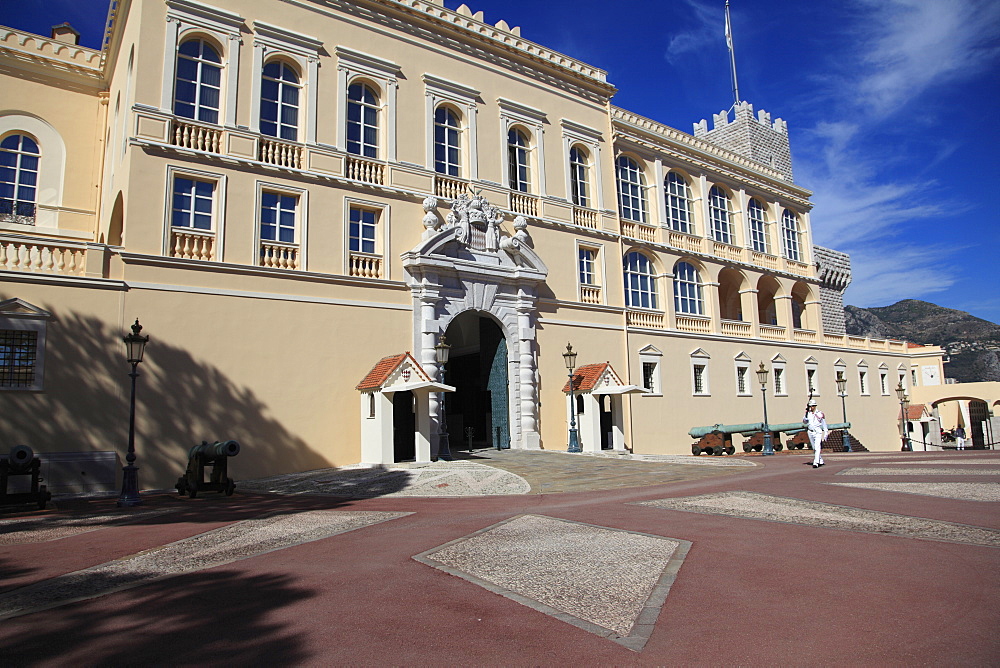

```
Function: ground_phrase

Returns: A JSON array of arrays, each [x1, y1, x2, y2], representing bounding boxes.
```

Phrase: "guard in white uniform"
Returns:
[[804, 400, 829, 468]]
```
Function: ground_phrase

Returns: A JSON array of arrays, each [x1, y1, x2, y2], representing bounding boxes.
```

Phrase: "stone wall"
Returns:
[[814, 245, 852, 335]]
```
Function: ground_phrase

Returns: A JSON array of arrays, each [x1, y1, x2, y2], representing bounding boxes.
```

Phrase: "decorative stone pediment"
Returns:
[[734, 351, 752, 362], [0, 298, 51, 319]]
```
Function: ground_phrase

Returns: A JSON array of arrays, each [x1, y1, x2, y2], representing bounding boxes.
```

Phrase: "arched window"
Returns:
[[0, 134, 40, 224], [507, 128, 531, 192], [434, 106, 461, 176], [708, 186, 732, 244], [260, 61, 300, 141], [347, 83, 380, 158], [174, 38, 222, 124], [569, 145, 589, 208], [665, 171, 692, 233], [617, 156, 647, 223], [747, 198, 769, 253], [673, 261, 704, 315], [782, 209, 801, 261], [623, 252, 658, 309]]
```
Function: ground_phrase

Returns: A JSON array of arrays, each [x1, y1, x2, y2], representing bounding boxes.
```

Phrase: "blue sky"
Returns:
[[3, 0, 998, 323]]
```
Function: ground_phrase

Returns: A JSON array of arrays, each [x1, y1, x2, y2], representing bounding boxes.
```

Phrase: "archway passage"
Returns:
[[443, 312, 510, 450]]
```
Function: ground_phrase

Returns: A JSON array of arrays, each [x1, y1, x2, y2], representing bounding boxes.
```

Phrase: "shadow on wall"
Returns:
[[3, 308, 333, 490]]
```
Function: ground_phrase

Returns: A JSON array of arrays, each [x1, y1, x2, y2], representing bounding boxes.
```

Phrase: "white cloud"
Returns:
[[665, 0, 722, 62], [843, 243, 956, 307]]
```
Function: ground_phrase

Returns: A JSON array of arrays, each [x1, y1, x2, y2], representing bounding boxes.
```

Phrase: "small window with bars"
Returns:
[[737, 365, 748, 395], [642, 362, 657, 394], [0, 329, 38, 388], [693, 364, 707, 395]]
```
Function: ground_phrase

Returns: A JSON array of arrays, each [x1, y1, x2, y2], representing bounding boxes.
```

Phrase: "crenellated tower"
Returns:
[[694, 101, 793, 182], [813, 246, 853, 336]]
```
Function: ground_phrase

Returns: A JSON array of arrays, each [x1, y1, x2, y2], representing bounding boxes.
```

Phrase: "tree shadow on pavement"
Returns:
[[0, 569, 315, 666]]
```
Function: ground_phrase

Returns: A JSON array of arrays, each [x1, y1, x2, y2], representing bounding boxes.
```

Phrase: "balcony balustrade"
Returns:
[[259, 241, 299, 270], [345, 156, 385, 185], [509, 192, 538, 217], [0, 237, 86, 276], [349, 252, 383, 279], [573, 207, 597, 229], [676, 314, 711, 333], [259, 138, 303, 169], [170, 228, 215, 261], [171, 119, 222, 153], [759, 324, 786, 341], [721, 319, 752, 337], [621, 220, 658, 243], [626, 309, 664, 329], [434, 175, 468, 200], [580, 285, 601, 304]]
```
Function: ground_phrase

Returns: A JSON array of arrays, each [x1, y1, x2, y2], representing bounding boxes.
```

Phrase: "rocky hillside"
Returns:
[[844, 300, 1000, 383]]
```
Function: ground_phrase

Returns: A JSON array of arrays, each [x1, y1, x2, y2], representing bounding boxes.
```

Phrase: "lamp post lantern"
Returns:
[[563, 343, 581, 453], [756, 363, 774, 455], [435, 334, 453, 461], [836, 372, 852, 452], [118, 318, 149, 507], [896, 382, 912, 452]]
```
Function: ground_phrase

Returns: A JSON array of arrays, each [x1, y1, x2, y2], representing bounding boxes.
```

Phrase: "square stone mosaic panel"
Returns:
[[414, 514, 690, 652]]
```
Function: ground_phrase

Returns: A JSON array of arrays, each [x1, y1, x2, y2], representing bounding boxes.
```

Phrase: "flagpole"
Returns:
[[726, 0, 740, 106]]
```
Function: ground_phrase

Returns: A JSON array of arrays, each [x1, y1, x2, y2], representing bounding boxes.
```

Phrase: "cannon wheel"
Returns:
[[743, 443, 752, 452], [712, 445, 724, 456], [225, 479, 235, 496], [726, 445, 735, 455], [773, 443, 783, 452], [692, 445, 702, 456]]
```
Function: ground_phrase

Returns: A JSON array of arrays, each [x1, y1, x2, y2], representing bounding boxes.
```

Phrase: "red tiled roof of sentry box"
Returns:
[[561, 362, 609, 393], [905, 404, 927, 420], [356, 352, 429, 391]]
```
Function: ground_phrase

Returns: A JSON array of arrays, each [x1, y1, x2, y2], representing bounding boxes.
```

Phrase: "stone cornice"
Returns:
[[0, 28, 104, 83]]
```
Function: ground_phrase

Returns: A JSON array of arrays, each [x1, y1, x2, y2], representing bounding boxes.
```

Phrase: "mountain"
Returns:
[[844, 300, 1000, 383]]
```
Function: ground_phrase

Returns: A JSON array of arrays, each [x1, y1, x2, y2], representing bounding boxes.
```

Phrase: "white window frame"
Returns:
[[804, 356, 819, 396], [747, 197, 770, 254], [336, 47, 400, 161], [781, 208, 801, 261], [664, 170, 693, 234], [708, 185, 733, 244], [164, 165, 227, 259], [576, 241, 604, 303], [255, 181, 308, 270], [250, 21, 323, 144], [673, 261, 704, 316], [834, 359, 847, 396], [624, 251, 658, 310], [0, 116, 66, 232], [771, 354, 787, 397], [561, 119, 604, 211], [499, 98, 547, 195], [858, 360, 870, 396], [691, 348, 711, 396], [616, 155, 648, 223], [344, 197, 389, 280], [734, 352, 752, 397], [639, 345, 662, 396], [0, 299, 49, 392], [424, 74, 480, 180], [161, 0, 245, 127], [879, 363, 889, 396]]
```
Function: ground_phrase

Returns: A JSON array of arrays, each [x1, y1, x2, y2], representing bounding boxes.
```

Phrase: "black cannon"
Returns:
[[175, 440, 239, 498], [1, 445, 52, 510]]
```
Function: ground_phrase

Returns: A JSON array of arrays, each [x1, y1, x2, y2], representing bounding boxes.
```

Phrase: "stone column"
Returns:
[[419, 287, 442, 457], [517, 299, 541, 449]]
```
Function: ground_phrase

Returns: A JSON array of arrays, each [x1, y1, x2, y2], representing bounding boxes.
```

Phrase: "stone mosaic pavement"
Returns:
[[1, 449, 998, 665]]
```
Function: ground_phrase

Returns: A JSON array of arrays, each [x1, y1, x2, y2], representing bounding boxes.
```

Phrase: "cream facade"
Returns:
[[0, 0, 946, 490]]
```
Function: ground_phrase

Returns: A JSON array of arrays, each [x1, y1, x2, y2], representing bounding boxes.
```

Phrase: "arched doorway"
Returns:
[[443, 311, 510, 450]]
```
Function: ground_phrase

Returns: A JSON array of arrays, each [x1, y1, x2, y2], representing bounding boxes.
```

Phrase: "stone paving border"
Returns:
[[635, 491, 1000, 547], [414, 514, 691, 652], [0, 510, 411, 620], [0, 509, 176, 545], [837, 467, 1000, 476], [828, 482, 1000, 502]]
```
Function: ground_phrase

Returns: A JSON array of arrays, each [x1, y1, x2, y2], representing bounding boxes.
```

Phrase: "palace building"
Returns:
[[0, 0, 946, 490]]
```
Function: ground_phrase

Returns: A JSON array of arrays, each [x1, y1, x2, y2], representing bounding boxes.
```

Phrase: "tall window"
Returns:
[[174, 39, 222, 124], [507, 128, 531, 192], [737, 365, 748, 394], [569, 145, 589, 208], [171, 176, 214, 230], [616, 156, 647, 223], [623, 252, 657, 309], [747, 198, 769, 253], [434, 107, 461, 176], [774, 367, 784, 394], [349, 207, 378, 254], [642, 362, 657, 394], [260, 61, 300, 141], [0, 134, 39, 224], [673, 261, 704, 315], [782, 209, 801, 261], [347, 83, 379, 158], [860, 370, 869, 395], [693, 364, 707, 394], [807, 368, 817, 394], [708, 186, 732, 244], [665, 171, 692, 233], [0, 329, 37, 388], [579, 247, 596, 286], [260, 191, 296, 243]]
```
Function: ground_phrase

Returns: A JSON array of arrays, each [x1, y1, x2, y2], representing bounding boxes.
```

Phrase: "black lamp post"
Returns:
[[564, 343, 581, 453], [435, 335, 452, 461], [756, 363, 774, 455], [836, 372, 852, 452], [118, 318, 149, 507], [896, 382, 912, 452]]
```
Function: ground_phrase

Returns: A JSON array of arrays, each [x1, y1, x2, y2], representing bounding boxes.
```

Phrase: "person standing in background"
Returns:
[[804, 400, 829, 468]]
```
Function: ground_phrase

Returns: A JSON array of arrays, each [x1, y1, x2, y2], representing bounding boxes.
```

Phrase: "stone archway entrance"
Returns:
[[443, 311, 509, 450]]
